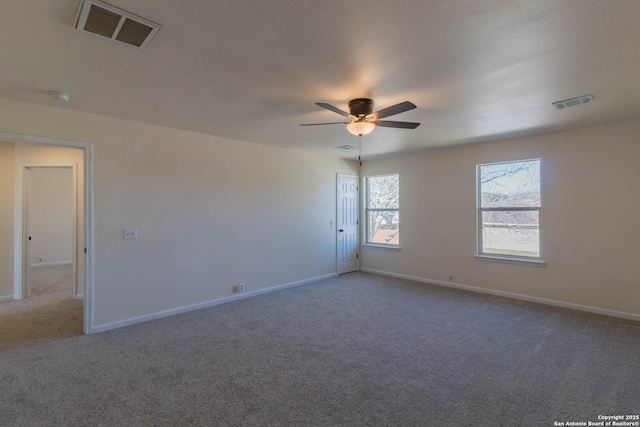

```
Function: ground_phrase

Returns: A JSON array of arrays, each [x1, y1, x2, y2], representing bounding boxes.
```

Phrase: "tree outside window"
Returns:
[[366, 174, 399, 246], [477, 159, 541, 258]]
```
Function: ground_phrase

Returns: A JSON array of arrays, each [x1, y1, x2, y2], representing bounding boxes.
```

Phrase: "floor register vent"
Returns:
[[75, 0, 161, 49]]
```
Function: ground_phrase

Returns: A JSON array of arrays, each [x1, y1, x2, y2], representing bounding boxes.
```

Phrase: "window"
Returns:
[[365, 174, 399, 246], [477, 159, 541, 259]]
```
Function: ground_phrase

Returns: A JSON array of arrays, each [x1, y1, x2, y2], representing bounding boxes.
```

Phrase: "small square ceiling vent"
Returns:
[[75, 0, 161, 49]]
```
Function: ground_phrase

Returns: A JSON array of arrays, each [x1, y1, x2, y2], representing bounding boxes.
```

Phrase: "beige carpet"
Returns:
[[0, 272, 638, 426], [0, 264, 83, 350]]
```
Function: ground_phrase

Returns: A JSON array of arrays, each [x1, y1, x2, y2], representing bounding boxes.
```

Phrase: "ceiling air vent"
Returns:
[[552, 94, 595, 110], [75, 0, 161, 49]]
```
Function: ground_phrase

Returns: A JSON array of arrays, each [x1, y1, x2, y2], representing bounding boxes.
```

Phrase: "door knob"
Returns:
[[339, 229, 344, 232]]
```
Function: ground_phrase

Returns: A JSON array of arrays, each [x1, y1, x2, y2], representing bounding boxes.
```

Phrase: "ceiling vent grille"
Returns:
[[75, 0, 161, 49], [552, 94, 595, 110]]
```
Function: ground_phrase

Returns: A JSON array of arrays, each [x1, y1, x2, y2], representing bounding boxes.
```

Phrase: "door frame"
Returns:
[[2, 131, 94, 335], [20, 164, 78, 300], [336, 173, 360, 274]]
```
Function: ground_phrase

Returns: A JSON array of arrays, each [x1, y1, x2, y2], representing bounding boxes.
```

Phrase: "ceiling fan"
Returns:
[[300, 98, 420, 136]]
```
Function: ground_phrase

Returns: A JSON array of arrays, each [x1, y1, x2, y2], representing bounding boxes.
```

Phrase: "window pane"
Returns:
[[481, 211, 539, 257], [367, 175, 399, 209], [368, 211, 399, 245], [480, 160, 540, 208]]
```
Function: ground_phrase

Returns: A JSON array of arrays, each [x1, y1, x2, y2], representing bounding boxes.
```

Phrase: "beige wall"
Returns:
[[361, 118, 640, 317], [0, 141, 14, 299], [0, 97, 359, 330], [29, 167, 74, 266]]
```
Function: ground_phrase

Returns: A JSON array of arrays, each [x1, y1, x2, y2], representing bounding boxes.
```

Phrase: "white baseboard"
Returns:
[[31, 260, 73, 268], [0, 295, 14, 303], [361, 268, 640, 322], [90, 273, 338, 334], [75, 293, 84, 300]]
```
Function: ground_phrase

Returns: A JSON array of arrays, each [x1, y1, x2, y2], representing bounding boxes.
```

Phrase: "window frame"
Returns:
[[364, 173, 400, 249], [476, 159, 543, 263]]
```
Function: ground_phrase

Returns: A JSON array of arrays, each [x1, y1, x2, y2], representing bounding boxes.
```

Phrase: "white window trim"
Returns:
[[476, 159, 543, 263], [362, 243, 401, 251], [475, 254, 546, 266], [364, 173, 400, 248]]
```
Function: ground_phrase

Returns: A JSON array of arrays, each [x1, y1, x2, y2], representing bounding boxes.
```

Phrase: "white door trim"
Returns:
[[2, 131, 94, 335], [20, 164, 78, 300]]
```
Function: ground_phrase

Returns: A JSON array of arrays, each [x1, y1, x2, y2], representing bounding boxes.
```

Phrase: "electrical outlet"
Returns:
[[239, 283, 245, 292], [449, 274, 454, 281], [123, 228, 137, 240], [232, 283, 246, 294], [37, 257, 43, 263]]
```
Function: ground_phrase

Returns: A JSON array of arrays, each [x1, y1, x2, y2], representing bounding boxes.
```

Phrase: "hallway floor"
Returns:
[[0, 264, 83, 350]]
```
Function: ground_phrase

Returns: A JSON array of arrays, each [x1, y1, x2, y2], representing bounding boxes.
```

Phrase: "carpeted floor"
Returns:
[[0, 272, 638, 426], [0, 264, 83, 350]]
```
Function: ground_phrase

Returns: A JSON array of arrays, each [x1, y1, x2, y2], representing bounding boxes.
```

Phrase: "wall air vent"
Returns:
[[75, 0, 161, 49], [552, 94, 595, 110]]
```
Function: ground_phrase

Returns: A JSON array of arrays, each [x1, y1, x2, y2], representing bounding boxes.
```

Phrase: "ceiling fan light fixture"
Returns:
[[300, 98, 419, 135], [347, 120, 375, 136]]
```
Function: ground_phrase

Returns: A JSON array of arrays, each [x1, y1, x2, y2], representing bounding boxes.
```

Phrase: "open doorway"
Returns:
[[22, 165, 78, 301], [0, 133, 92, 349]]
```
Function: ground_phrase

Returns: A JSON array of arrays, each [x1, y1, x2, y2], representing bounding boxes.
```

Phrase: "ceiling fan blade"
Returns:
[[300, 122, 349, 126], [371, 101, 416, 119], [316, 103, 353, 118], [374, 120, 421, 129]]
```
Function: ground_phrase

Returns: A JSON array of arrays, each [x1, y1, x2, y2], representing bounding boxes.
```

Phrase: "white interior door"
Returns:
[[23, 166, 32, 298], [21, 165, 77, 299], [337, 174, 359, 274]]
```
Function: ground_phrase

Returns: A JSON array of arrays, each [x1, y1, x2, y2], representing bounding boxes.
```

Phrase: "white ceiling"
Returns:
[[1, 0, 640, 158]]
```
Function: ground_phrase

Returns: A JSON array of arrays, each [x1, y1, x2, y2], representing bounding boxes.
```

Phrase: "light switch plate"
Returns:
[[124, 228, 137, 240]]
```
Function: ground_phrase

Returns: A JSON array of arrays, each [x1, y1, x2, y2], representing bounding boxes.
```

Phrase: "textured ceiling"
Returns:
[[1, 0, 640, 158]]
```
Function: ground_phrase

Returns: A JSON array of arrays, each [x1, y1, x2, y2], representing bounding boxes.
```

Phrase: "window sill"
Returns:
[[362, 243, 401, 252], [475, 254, 546, 267]]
